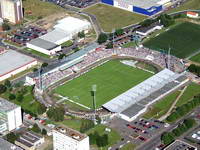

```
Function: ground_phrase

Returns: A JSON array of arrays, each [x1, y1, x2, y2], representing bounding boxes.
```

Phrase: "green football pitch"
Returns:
[[143, 22, 200, 58], [54, 60, 153, 109]]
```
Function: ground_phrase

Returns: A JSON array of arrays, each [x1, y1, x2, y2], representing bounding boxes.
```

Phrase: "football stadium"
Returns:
[[143, 22, 200, 58], [101, 0, 172, 16], [27, 42, 187, 122]]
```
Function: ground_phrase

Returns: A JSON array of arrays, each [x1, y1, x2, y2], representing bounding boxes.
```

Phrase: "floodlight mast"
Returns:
[[92, 84, 97, 124], [168, 46, 171, 70]]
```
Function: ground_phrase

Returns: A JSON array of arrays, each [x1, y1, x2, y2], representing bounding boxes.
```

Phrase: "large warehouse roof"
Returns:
[[102, 69, 181, 113], [40, 29, 68, 44], [0, 50, 36, 77], [54, 17, 91, 33], [28, 38, 59, 50]]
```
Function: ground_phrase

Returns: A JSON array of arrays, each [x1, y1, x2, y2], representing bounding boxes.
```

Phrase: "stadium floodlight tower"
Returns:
[[92, 84, 97, 124], [168, 46, 171, 70]]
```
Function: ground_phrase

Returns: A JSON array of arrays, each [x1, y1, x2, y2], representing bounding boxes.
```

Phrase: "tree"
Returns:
[[159, 14, 175, 27], [47, 106, 65, 121], [4, 80, 11, 88], [33, 68, 38, 72], [0, 84, 7, 94], [2, 22, 11, 31], [184, 118, 196, 129], [106, 42, 113, 49], [6, 132, 19, 143], [16, 93, 24, 102], [42, 128, 47, 135], [97, 33, 108, 44], [36, 102, 47, 115], [115, 29, 124, 36], [31, 124, 41, 133], [188, 64, 197, 73], [9, 93, 16, 101], [161, 132, 175, 145], [78, 31, 85, 38], [41, 63, 48, 68], [58, 54, 66, 60]]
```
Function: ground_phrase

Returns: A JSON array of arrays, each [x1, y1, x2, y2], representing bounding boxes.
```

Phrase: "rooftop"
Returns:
[[0, 97, 20, 113], [0, 138, 23, 150], [54, 126, 87, 141], [0, 50, 36, 77], [164, 140, 197, 150], [28, 38, 59, 50], [54, 17, 91, 33], [40, 29, 68, 44], [20, 131, 43, 144]]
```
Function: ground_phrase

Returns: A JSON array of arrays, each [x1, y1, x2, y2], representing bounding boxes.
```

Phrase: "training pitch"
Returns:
[[143, 22, 200, 58], [54, 60, 152, 109]]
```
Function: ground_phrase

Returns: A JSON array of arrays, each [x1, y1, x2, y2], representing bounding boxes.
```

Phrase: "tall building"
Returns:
[[0, 0, 23, 24], [0, 97, 22, 132], [53, 126, 90, 150]]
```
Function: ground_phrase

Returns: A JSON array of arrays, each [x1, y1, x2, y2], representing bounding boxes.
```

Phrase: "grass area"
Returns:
[[23, 0, 66, 20], [121, 143, 136, 150], [166, 0, 200, 14], [24, 48, 51, 58], [122, 41, 136, 48], [135, 61, 159, 73], [0, 86, 40, 115], [176, 83, 200, 107], [83, 3, 147, 32], [143, 91, 181, 119], [58, 119, 83, 131], [189, 53, 200, 63], [143, 22, 200, 58], [54, 60, 152, 108], [61, 40, 73, 47], [86, 125, 121, 150]]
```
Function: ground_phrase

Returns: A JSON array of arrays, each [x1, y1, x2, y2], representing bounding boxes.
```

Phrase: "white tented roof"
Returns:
[[54, 17, 91, 33], [102, 69, 179, 113]]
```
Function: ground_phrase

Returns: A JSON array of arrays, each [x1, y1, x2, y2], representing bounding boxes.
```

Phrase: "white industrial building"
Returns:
[[53, 126, 89, 150], [0, 97, 22, 132], [0, 50, 37, 82], [27, 17, 91, 56], [103, 69, 189, 122]]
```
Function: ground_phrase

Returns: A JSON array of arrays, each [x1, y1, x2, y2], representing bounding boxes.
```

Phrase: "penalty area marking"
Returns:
[[57, 94, 91, 110]]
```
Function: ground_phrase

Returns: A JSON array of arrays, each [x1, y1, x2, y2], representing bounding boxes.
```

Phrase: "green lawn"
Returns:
[[190, 53, 200, 63], [122, 41, 136, 48], [54, 60, 152, 108], [143, 91, 181, 119], [0, 86, 39, 114], [58, 119, 83, 131], [166, 0, 200, 14], [61, 40, 73, 47], [143, 22, 200, 58], [135, 61, 159, 73], [86, 125, 121, 150], [176, 83, 200, 107], [23, 0, 66, 19], [24, 48, 51, 58], [83, 4, 147, 32], [121, 143, 136, 150]]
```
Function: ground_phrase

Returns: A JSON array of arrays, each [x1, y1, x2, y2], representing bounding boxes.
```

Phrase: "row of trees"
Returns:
[[89, 131, 108, 148], [166, 95, 200, 122], [46, 106, 65, 122], [161, 118, 196, 145]]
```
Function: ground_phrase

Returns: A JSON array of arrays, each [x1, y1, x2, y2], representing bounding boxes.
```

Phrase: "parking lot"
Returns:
[[107, 117, 168, 149], [46, 0, 99, 8], [9, 26, 47, 46]]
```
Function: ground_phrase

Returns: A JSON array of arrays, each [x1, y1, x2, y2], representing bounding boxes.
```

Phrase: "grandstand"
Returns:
[[103, 69, 189, 121]]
